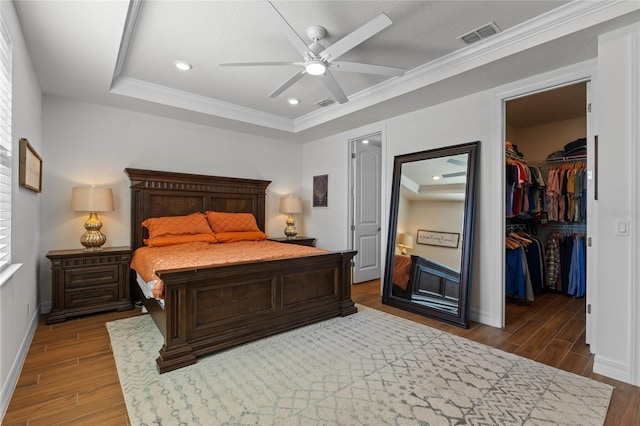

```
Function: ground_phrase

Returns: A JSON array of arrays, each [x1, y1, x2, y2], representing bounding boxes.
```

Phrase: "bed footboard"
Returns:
[[154, 250, 356, 373]]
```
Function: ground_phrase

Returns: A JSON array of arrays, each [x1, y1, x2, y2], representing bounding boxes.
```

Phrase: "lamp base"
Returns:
[[80, 212, 107, 250], [284, 214, 297, 239]]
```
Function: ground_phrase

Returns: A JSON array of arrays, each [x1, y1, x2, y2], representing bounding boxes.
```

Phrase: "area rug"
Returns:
[[107, 306, 613, 425]]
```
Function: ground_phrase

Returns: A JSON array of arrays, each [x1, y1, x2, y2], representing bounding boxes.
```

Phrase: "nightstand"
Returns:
[[46, 246, 133, 324], [268, 236, 316, 247]]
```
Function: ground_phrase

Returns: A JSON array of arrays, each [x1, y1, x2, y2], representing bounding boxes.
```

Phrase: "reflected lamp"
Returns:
[[397, 233, 413, 255], [280, 195, 302, 239], [71, 186, 114, 251]]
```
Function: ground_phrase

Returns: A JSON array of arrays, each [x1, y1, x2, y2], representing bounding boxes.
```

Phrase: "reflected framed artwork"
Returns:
[[416, 229, 460, 248], [19, 138, 42, 193], [313, 174, 328, 207]]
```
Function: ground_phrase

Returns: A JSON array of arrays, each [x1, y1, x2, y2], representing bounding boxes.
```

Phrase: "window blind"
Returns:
[[0, 19, 12, 271]]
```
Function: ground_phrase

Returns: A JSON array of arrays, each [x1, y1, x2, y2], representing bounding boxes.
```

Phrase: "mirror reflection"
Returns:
[[383, 142, 479, 328]]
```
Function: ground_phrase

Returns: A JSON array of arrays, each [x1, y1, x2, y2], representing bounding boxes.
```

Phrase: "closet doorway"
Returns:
[[504, 81, 594, 347]]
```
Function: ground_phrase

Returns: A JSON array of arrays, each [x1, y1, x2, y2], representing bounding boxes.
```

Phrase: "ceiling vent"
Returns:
[[315, 98, 336, 108], [458, 22, 501, 45]]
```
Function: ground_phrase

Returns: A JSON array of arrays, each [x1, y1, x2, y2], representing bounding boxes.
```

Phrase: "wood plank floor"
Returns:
[[3, 280, 639, 425]]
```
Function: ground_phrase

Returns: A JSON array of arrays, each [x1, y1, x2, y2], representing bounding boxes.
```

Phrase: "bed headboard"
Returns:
[[125, 168, 271, 250]]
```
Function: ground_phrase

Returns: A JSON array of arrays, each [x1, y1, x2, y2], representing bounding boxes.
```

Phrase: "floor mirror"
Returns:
[[382, 141, 479, 328]]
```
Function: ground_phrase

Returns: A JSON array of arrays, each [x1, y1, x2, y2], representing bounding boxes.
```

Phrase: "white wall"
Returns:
[[0, 0, 42, 418], [403, 200, 464, 271], [593, 23, 640, 385], [39, 96, 303, 309]]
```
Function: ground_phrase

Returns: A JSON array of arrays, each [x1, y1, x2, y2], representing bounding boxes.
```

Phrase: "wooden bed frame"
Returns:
[[125, 168, 357, 373]]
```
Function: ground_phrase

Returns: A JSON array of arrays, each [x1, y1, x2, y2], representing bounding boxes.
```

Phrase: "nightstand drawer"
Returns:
[[64, 265, 119, 288], [65, 283, 119, 308]]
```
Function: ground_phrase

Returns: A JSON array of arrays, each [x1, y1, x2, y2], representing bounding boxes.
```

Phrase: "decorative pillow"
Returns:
[[142, 212, 213, 239], [144, 233, 218, 247], [205, 211, 260, 233], [214, 231, 268, 243]]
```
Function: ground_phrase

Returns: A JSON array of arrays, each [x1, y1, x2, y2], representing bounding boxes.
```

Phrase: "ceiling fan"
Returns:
[[219, 2, 406, 104]]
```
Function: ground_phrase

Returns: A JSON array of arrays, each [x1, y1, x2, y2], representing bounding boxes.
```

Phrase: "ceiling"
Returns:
[[12, 1, 640, 143]]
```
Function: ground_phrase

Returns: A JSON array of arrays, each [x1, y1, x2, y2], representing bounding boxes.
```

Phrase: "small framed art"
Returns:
[[19, 138, 42, 193], [416, 229, 460, 248], [313, 174, 328, 207]]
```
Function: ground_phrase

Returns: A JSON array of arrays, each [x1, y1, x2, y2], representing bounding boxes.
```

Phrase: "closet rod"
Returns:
[[506, 224, 528, 231], [506, 152, 527, 162], [544, 223, 586, 229], [528, 155, 586, 165]]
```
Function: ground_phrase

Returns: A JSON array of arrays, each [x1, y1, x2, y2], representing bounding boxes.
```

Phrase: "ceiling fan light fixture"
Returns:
[[305, 60, 326, 76]]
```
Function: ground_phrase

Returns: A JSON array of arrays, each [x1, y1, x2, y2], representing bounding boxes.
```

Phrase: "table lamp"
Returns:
[[397, 233, 413, 255], [71, 186, 114, 251], [280, 195, 302, 238]]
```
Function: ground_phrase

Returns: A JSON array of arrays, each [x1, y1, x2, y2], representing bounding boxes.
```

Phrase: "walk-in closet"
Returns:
[[504, 82, 590, 343]]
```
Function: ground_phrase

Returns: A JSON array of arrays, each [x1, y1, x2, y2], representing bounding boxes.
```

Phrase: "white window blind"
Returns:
[[0, 19, 12, 271]]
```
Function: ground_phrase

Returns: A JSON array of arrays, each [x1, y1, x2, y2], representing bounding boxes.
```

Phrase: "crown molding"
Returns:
[[110, 76, 295, 132], [111, 0, 639, 134]]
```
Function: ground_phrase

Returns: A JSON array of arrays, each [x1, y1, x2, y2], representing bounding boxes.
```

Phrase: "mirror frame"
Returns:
[[382, 141, 480, 328]]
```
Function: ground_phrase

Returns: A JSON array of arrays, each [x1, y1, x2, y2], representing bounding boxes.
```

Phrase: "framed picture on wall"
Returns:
[[313, 174, 328, 207], [19, 138, 42, 193], [416, 229, 460, 248]]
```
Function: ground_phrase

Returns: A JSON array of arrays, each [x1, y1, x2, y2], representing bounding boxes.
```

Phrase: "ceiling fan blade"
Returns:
[[269, 69, 307, 98], [441, 171, 467, 178], [267, 1, 312, 58], [320, 70, 348, 104], [319, 13, 392, 62], [331, 61, 405, 77], [446, 158, 467, 167], [220, 61, 298, 67]]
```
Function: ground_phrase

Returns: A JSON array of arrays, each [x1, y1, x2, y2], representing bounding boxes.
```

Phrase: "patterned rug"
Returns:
[[107, 306, 613, 425]]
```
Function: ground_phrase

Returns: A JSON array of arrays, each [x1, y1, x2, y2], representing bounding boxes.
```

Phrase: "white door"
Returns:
[[352, 137, 382, 283]]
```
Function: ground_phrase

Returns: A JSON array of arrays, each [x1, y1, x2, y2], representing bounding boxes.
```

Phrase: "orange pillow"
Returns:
[[144, 233, 218, 247], [142, 212, 213, 239], [214, 231, 268, 243], [205, 211, 260, 233]]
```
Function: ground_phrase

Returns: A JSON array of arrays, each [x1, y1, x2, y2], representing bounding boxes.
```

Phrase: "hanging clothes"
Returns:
[[543, 161, 586, 224], [505, 142, 546, 221], [544, 232, 561, 290], [543, 231, 586, 298]]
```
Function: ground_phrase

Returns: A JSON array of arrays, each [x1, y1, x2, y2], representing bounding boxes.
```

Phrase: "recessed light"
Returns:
[[288, 98, 300, 105], [173, 61, 192, 71], [432, 175, 441, 180], [362, 139, 370, 144]]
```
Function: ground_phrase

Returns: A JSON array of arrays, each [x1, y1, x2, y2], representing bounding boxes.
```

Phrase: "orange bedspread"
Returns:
[[131, 240, 328, 299], [393, 254, 412, 290]]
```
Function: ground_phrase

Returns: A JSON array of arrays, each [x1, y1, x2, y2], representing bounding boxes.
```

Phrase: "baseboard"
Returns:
[[593, 353, 631, 384], [0, 304, 40, 422], [469, 307, 501, 328]]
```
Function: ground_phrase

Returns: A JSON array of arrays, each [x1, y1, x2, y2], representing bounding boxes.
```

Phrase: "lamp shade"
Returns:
[[280, 196, 302, 214], [71, 186, 114, 212], [397, 233, 413, 249]]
